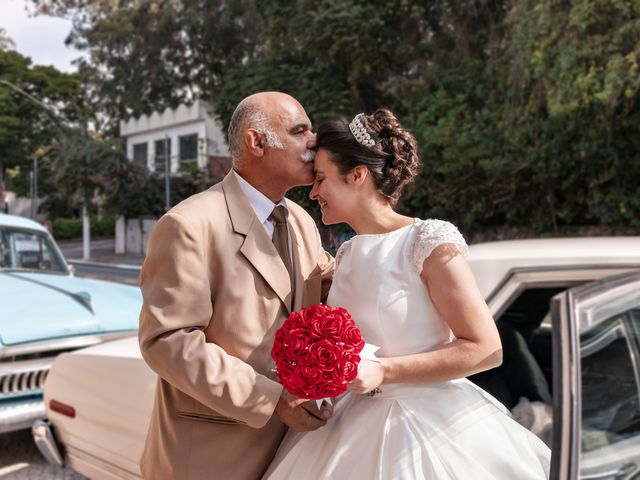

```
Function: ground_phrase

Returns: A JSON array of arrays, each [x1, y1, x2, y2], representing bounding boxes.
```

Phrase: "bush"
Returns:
[[92, 214, 115, 236], [52, 215, 116, 240], [52, 218, 82, 240]]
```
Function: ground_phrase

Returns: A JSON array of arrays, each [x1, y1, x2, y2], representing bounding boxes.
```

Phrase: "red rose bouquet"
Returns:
[[271, 304, 365, 401]]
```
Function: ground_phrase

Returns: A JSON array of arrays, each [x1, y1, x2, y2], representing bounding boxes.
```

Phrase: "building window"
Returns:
[[179, 134, 199, 171], [155, 138, 171, 173], [132, 142, 148, 167]]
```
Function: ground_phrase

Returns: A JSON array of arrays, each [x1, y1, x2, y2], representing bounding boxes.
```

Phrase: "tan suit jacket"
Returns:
[[138, 172, 334, 479]]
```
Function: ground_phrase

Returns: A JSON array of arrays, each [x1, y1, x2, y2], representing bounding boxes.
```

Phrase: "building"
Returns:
[[119, 100, 231, 178]]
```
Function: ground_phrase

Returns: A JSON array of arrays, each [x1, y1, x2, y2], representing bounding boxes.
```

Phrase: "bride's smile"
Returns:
[[310, 148, 355, 225]]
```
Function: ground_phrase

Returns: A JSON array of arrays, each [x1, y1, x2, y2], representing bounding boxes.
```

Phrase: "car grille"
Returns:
[[0, 368, 49, 396]]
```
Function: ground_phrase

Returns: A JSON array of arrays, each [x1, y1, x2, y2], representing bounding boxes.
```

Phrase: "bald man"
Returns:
[[138, 92, 335, 479]]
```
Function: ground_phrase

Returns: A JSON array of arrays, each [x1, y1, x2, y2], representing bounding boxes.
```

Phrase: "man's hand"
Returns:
[[273, 390, 333, 432]]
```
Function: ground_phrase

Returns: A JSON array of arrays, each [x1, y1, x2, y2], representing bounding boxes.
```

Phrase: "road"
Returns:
[[0, 430, 85, 479], [70, 261, 140, 285], [57, 238, 143, 285]]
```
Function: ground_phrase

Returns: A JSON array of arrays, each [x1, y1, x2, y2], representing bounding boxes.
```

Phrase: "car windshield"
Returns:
[[0, 227, 67, 273]]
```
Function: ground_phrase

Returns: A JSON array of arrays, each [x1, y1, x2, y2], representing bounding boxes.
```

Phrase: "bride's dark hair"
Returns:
[[315, 109, 421, 205]]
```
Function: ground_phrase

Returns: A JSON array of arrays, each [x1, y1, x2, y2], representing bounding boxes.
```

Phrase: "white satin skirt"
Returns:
[[263, 379, 551, 480]]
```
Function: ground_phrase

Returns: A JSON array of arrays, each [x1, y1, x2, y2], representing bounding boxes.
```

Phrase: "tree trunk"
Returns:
[[82, 202, 91, 260]]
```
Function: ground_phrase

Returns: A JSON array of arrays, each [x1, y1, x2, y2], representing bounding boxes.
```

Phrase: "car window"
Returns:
[[581, 307, 640, 453], [563, 273, 640, 479], [0, 227, 66, 273]]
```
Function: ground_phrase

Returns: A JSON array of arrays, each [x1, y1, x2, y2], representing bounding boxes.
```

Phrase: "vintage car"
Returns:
[[0, 212, 141, 434], [34, 236, 640, 480]]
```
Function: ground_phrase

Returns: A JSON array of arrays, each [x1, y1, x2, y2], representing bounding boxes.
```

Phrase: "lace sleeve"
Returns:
[[335, 240, 352, 269], [410, 219, 468, 274]]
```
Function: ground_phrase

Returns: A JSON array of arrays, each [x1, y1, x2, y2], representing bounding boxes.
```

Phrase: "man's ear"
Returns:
[[245, 129, 265, 156], [347, 165, 369, 186]]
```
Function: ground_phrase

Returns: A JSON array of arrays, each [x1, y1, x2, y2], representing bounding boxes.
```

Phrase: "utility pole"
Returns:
[[0, 79, 53, 220], [30, 155, 38, 219], [0, 79, 92, 259], [164, 135, 171, 211]]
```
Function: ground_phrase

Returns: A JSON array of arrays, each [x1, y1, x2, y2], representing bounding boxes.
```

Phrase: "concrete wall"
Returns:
[[4, 191, 46, 221], [115, 215, 157, 255]]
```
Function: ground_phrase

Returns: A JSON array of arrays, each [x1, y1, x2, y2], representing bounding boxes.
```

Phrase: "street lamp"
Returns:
[[0, 79, 92, 260], [0, 79, 60, 117], [0, 80, 54, 218], [164, 135, 171, 211]]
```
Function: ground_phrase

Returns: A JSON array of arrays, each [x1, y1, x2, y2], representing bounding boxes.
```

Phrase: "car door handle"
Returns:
[[581, 463, 637, 480]]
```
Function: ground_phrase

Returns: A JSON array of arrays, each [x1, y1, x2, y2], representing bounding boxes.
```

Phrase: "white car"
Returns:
[[34, 237, 640, 480]]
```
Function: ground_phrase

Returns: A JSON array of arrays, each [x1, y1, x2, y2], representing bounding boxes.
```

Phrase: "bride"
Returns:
[[263, 109, 551, 479]]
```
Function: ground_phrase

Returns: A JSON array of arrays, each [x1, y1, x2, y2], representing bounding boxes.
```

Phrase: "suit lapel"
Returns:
[[222, 172, 293, 313]]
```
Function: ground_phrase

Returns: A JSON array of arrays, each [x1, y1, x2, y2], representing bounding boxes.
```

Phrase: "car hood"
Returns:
[[0, 272, 142, 346]]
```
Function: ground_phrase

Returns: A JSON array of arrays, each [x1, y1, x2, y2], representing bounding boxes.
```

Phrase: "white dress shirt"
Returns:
[[232, 170, 288, 240]]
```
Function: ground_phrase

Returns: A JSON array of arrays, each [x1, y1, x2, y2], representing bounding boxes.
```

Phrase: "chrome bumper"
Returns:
[[0, 399, 45, 433], [32, 418, 64, 466]]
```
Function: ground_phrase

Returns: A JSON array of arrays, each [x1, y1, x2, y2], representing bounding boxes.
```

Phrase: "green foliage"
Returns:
[[0, 28, 14, 50], [0, 48, 81, 177], [400, 0, 640, 233], [104, 159, 219, 218], [31, 0, 259, 135], [93, 214, 115, 236], [52, 214, 115, 240], [28, 0, 640, 236], [52, 217, 81, 239], [35, 134, 127, 216]]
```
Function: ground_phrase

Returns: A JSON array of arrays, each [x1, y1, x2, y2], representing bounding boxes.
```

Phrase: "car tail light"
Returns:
[[49, 399, 76, 418]]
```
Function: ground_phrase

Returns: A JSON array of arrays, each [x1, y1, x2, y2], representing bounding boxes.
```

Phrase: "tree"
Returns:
[[40, 133, 125, 213], [498, 0, 640, 230], [103, 158, 217, 219], [0, 28, 15, 50], [29, 0, 640, 236], [30, 0, 259, 134], [0, 47, 81, 213]]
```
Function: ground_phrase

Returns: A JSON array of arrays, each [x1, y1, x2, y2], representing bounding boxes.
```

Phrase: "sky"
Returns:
[[2, 0, 83, 72]]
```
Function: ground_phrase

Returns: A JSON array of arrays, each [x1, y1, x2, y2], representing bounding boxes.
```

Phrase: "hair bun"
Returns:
[[365, 109, 421, 202]]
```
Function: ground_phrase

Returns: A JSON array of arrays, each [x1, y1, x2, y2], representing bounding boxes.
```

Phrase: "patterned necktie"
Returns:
[[270, 205, 294, 294]]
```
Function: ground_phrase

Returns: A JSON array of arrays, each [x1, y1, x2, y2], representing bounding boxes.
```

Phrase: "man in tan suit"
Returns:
[[138, 92, 335, 479]]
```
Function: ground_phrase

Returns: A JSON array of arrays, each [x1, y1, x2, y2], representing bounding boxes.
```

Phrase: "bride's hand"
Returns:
[[348, 359, 384, 394]]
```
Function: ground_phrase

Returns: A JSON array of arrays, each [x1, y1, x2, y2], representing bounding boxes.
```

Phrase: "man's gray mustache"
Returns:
[[302, 149, 316, 163]]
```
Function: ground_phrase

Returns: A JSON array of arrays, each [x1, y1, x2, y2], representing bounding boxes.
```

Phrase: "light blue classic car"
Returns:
[[0, 212, 141, 434]]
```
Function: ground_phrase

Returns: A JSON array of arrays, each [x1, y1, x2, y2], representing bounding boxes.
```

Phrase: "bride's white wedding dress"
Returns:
[[264, 219, 551, 479]]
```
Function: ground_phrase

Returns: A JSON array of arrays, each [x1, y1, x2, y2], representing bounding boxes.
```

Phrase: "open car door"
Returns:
[[552, 271, 640, 480]]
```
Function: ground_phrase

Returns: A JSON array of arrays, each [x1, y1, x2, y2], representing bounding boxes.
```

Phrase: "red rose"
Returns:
[[342, 324, 365, 353], [287, 363, 322, 398], [307, 338, 343, 371], [333, 357, 359, 383], [283, 328, 312, 357]]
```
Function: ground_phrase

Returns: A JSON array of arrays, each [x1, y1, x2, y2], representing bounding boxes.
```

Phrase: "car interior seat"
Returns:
[[469, 321, 552, 410]]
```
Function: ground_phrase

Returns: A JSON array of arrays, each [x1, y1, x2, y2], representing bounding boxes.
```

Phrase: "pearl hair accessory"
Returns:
[[349, 113, 376, 148]]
